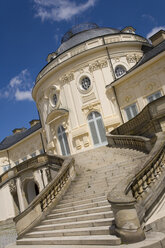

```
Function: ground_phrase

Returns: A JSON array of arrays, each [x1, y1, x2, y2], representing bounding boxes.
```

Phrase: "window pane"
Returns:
[[96, 118, 107, 143], [63, 133, 70, 155], [125, 107, 132, 120], [59, 134, 66, 155], [147, 91, 162, 103], [89, 121, 99, 145], [125, 104, 138, 120], [155, 92, 161, 99], [94, 112, 100, 118], [131, 104, 138, 117]]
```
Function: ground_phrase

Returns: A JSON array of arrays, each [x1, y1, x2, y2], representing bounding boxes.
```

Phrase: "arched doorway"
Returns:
[[58, 125, 70, 156], [26, 180, 39, 204], [88, 111, 107, 147]]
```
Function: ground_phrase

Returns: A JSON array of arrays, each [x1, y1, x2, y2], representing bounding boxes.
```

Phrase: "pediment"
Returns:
[[46, 109, 69, 125]]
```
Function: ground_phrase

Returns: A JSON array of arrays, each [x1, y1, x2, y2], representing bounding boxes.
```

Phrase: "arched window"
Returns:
[[58, 125, 70, 156], [88, 111, 107, 147], [115, 65, 126, 78]]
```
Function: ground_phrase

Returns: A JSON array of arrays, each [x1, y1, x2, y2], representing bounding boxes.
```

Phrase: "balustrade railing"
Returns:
[[14, 156, 75, 238], [107, 134, 156, 153], [130, 145, 165, 200], [108, 133, 165, 244]]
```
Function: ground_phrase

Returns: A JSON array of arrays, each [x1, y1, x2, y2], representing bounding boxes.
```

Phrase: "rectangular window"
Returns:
[[147, 91, 162, 103], [31, 152, 36, 158], [125, 103, 138, 121], [15, 161, 19, 166], [22, 156, 27, 162], [39, 149, 44, 154], [3, 164, 11, 172]]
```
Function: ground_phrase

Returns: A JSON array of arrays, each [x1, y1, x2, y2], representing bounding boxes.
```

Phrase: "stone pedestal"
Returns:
[[110, 201, 145, 244]]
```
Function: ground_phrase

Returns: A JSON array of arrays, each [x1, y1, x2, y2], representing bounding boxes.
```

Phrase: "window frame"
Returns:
[[124, 103, 138, 121], [147, 91, 162, 103], [115, 65, 126, 78]]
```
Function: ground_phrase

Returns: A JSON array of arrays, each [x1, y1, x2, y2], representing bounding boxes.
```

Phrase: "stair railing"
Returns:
[[108, 133, 165, 244], [107, 134, 156, 153], [14, 156, 75, 239]]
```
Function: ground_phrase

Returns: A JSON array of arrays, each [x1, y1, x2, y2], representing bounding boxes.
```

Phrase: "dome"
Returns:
[[56, 23, 120, 56]]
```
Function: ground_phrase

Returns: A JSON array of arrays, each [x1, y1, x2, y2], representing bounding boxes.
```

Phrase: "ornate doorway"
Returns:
[[88, 111, 107, 147], [58, 125, 70, 156]]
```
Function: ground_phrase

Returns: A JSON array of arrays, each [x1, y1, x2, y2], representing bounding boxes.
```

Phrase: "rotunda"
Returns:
[[32, 23, 151, 155]]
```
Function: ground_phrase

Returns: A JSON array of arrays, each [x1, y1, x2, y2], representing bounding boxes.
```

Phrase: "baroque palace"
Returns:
[[1, 23, 165, 247]]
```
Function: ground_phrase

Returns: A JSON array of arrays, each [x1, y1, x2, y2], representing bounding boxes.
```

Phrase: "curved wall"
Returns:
[[33, 31, 149, 155]]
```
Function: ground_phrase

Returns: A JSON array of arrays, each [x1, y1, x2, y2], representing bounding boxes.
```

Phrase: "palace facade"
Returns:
[[0, 23, 165, 223]]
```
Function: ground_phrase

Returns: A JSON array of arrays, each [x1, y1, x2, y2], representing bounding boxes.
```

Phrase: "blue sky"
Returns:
[[0, 0, 164, 142]]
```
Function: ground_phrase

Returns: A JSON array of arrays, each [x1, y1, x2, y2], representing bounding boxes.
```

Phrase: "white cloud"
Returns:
[[147, 26, 165, 38], [142, 14, 157, 25], [33, 0, 97, 22], [15, 89, 33, 101], [0, 69, 34, 102]]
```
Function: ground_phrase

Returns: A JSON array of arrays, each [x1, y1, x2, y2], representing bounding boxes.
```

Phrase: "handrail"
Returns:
[[107, 134, 156, 153], [107, 132, 165, 243], [0, 154, 64, 189], [14, 156, 75, 238]]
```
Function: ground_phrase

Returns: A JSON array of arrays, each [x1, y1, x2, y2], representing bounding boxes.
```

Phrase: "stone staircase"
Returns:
[[16, 146, 147, 246]]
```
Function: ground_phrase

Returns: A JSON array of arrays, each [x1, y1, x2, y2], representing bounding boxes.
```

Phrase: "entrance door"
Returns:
[[58, 125, 70, 156], [88, 111, 107, 147]]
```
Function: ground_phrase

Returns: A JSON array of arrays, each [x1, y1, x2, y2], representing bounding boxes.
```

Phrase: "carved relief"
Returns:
[[125, 95, 132, 103], [89, 59, 108, 72], [82, 101, 101, 116], [105, 37, 120, 44], [59, 72, 74, 84], [71, 44, 86, 56], [9, 179, 17, 194], [82, 92, 96, 103], [113, 57, 120, 63], [45, 168, 52, 183], [73, 134, 90, 150], [126, 54, 142, 64], [145, 83, 155, 92]]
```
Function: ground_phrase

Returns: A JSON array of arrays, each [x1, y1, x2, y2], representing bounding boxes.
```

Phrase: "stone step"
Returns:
[[47, 206, 112, 219], [68, 180, 119, 192], [26, 226, 110, 238], [65, 187, 109, 197], [66, 182, 115, 194], [63, 190, 109, 199], [35, 218, 113, 231], [43, 211, 113, 224], [58, 195, 107, 208], [77, 163, 135, 175], [52, 200, 109, 214], [62, 192, 107, 202], [68, 179, 111, 190], [17, 235, 121, 245], [73, 174, 127, 184]]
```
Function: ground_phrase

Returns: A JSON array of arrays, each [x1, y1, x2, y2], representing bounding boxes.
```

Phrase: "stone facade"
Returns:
[[0, 24, 165, 225]]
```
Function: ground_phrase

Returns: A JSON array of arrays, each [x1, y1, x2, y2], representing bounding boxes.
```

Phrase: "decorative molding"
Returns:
[[125, 95, 132, 103], [9, 179, 17, 195], [144, 83, 155, 92], [59, 72, 74, 84], [82, 101, 101, 116], [89, 59, 108, 72], [113, 57, 120, 63], [81, 92, 96, 103], [71, 44, 86, 57], [126, 54, 142, 64]]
